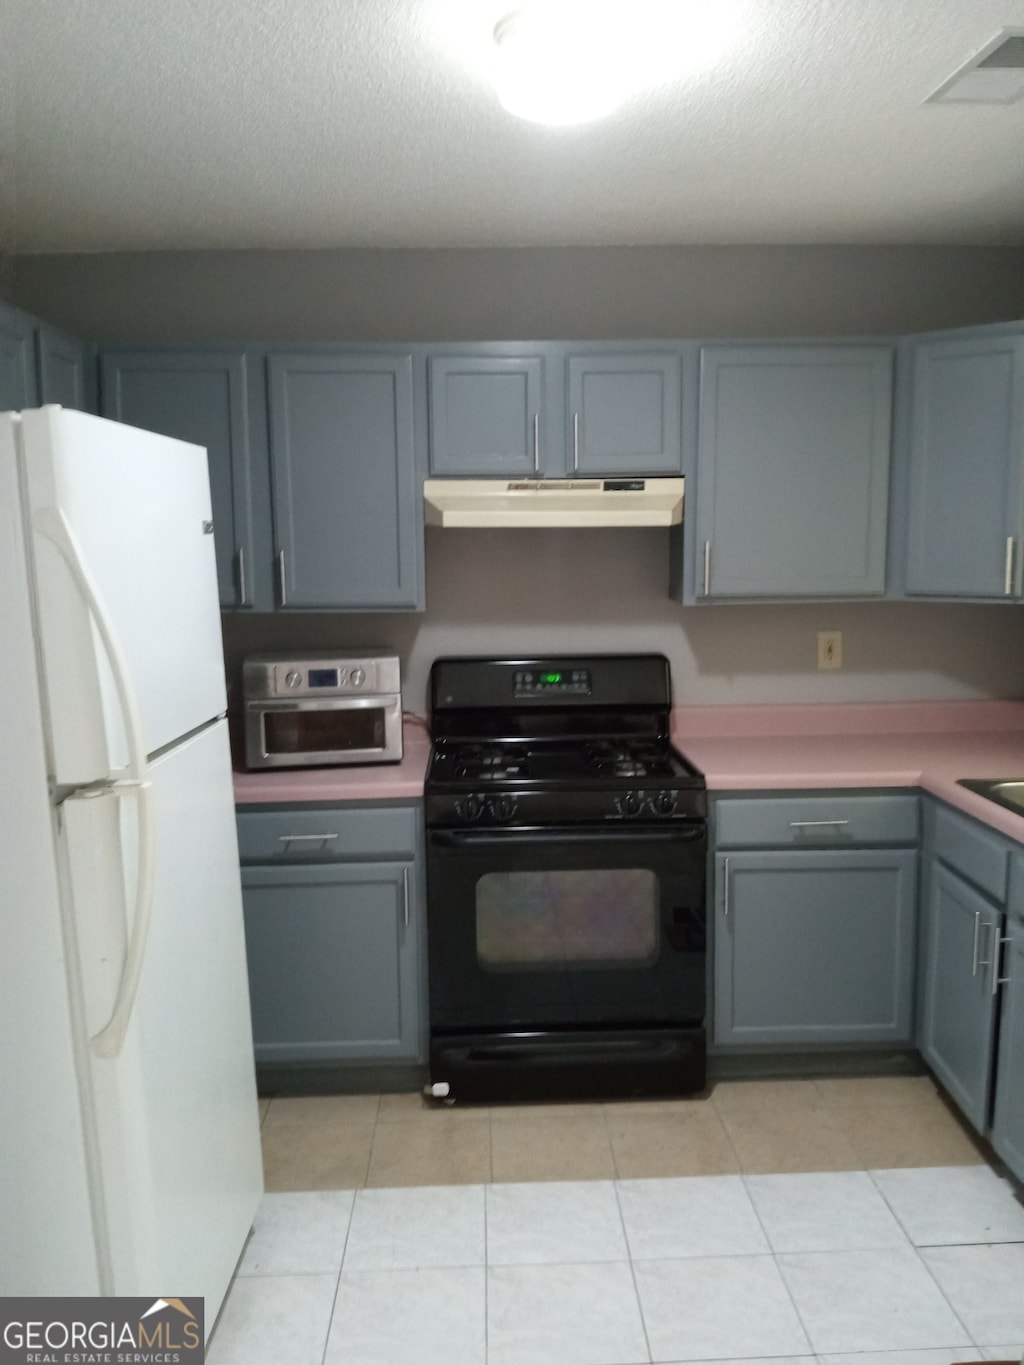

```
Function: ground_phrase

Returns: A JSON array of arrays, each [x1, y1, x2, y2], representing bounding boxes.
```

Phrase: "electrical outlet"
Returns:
[[817, 630, 843, 670]]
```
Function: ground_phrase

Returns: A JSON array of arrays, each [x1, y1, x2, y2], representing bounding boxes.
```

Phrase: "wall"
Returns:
[[7, 244, 1024, 342], [9, 242, 1024, 711], [220, 528, 1024, 713]]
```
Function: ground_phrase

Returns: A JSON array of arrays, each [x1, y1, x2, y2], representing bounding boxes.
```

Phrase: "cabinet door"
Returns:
[[714, 848, 917, 1046], [0, 303, 39, 410], [240, 860, 420, 1063], [696, 346, 892, 598], [905, 335, 1024, 599], [268, 353, 420, 609], [567, 353, 682, 476], [991, 916, 1024, 1182], [37, 325, 91, 411], [429, 355, 543, 477], [100, 350, 261, 609], [918, 862, 1001, 1132]]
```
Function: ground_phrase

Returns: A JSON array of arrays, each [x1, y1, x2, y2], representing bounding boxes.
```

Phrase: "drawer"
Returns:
[[715, 794, 919, 848], [236, 805, 418, 862], [935, 803, 1008, 904]]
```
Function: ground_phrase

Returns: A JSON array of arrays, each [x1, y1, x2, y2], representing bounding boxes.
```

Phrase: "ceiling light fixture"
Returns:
[[491, 1, 740, 127]]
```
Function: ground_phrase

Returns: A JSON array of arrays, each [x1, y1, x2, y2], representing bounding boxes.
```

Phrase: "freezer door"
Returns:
[[63, 719, 262, 1326], [19, 406, 227, 785]]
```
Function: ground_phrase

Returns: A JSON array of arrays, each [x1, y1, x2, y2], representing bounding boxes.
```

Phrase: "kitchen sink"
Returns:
[[958, 778, 1024, 815]]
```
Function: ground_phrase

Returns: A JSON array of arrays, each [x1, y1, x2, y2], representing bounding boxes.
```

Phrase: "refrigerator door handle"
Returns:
[[34, 506, 158, 1058]]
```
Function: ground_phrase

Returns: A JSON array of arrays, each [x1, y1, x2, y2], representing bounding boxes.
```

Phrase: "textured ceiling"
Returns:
[[4, 0, 1024, 252]]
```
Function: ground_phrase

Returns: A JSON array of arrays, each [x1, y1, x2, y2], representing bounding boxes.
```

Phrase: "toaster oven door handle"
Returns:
[[429, 826, 704, 848]]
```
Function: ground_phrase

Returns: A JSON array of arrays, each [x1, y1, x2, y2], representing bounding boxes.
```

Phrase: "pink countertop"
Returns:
[[233, 720, 432, 805], [234, 702, 1024, 844], [671, 700, 1024, 842]]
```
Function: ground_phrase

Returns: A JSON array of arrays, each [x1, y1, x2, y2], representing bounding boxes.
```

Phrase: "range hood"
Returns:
[[423, 477, 684, 529]]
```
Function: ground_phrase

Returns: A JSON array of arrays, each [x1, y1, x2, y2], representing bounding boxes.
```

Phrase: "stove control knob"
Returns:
[[461, 794, 484, 823], [654, 791, 678, 816], [492, 796, 518, 822], [349, 668, 366, 688], [620, 792, 641, 817]]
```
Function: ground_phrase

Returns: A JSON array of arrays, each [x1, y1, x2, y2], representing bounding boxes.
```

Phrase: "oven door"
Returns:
[[245, 696, 402, 768], [426, 823, 706, 1034]]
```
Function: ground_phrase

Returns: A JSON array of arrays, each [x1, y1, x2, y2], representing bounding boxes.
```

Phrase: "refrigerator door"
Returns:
[[1, 419, 100, 1295], [63, 718, 262, 1329], [17, 406, 227, 785]]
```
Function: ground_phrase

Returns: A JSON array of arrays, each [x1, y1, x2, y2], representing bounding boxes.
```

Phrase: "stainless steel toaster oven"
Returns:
[[242, 651, 402, 769]]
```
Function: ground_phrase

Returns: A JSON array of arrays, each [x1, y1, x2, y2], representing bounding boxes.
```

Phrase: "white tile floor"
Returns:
[[207, 1165, 1024, 1365]]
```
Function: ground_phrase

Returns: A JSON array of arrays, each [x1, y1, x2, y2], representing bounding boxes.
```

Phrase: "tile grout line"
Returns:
[[318, 1190, 356, 1365], [611, 1178, 655, 1365]]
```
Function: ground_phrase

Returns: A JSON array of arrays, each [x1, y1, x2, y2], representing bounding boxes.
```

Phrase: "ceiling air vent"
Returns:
[[928, 29, 1024, 103]]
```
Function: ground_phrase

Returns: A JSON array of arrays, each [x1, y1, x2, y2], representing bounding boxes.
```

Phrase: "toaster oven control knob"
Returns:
[[350, 668, 366, 688], [654, 791, 678, 816], [284, 670, 303, 689]]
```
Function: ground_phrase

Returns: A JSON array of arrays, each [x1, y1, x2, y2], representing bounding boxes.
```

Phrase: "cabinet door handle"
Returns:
[[277, 832, 338, 843], [722, 857, 731, 916], [702, 540, 711, 596], [237, 547, 248, 606], [573, 412, 580, 473], [992, 931, 1010, 995], [277, 549, 288, 606], [401, 866, 410, 929], [972, 910, 983, 977], [533, 412, 540, 475], [1005, 537, 1015, 597], [789, 820, 850, 829]]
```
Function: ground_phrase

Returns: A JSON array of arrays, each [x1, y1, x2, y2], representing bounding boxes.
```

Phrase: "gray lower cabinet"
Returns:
[[904, 333, 1024, 600], [236, 803, 424, 1066], [917, 800, 1016, 1144], [267, 352, 422, 609], [694, 345, 893, 598], [100, 349, 263, 609], [991, 854, 1024, 1182], [713, 794, 919, 1047]]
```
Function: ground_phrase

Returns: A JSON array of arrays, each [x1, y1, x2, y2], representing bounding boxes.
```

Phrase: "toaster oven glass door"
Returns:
[[248, 697, 401, 766]]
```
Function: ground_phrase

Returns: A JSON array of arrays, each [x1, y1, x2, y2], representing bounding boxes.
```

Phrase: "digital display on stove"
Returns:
[[308, 668, 339, 688], [513, 668, 591, 696]]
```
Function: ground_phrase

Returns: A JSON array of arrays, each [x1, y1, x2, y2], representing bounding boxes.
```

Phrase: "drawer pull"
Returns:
[[788, 820, 850, 829], [277, 832, 339, 843], [972, 910, 982, 977], [992, 932, 1011, 996]]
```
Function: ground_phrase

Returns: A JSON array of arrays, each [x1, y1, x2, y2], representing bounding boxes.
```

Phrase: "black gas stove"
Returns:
[[423, 655, 708, 1105]]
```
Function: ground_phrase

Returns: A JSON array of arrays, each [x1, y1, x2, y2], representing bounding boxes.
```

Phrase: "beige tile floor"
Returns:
[[258, 1074, 994, 1192]]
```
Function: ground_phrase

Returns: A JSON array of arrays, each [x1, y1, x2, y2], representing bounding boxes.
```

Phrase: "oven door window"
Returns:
[[263, 706, 385, 756], [476, 869, 658, 970]]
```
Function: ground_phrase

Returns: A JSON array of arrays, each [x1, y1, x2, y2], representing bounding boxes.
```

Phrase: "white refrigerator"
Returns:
[[0, 406, 263, 1337]]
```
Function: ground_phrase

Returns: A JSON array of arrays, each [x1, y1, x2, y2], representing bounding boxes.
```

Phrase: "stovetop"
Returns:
[[424, 654, 707, 828]]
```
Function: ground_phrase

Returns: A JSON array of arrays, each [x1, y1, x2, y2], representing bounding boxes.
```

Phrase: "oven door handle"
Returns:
[[428, 826, 705, 848]]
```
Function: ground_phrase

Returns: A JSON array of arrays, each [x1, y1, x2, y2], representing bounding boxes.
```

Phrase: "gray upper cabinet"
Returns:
[[267, 352, 421, 610], [695, 346, 893, 599], [100, 350, 263, 610], [428, 354, 544, 477], [904, 334, 1024, 600], [567, 352, 682, 476], [0, 303, 40, 410], [37, 324, 92, 410]]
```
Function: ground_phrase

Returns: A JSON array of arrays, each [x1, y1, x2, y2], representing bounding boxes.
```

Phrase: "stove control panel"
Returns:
[[513, 668, 591, 697], [454, 794, 519, 824]]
